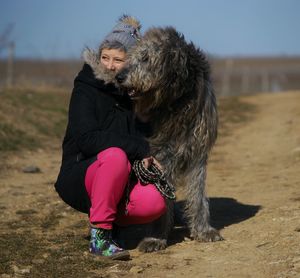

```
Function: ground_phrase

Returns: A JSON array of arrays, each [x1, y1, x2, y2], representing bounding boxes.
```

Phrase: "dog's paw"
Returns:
[[192, 228, 224, 242], [137, 237, 167, 253]]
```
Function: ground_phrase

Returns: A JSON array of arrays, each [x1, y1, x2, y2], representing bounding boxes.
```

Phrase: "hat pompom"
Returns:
[[118, 14, 141, 31]]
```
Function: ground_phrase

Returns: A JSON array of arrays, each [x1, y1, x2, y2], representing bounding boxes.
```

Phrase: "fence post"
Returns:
[[6, 42, 15, 88], [241, 67, 250, 94], [261, 70, 269, 92]]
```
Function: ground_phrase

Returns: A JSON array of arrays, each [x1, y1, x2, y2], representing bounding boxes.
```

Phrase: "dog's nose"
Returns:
[[115, 68, 128, 84], [115, 73, 125, 83]]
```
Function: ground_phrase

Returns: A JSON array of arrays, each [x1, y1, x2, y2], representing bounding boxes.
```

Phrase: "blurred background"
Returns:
[[0, 0, 300, 96]]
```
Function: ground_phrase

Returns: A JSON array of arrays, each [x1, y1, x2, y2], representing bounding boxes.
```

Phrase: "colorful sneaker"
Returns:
[[89, 227, 130, 260]]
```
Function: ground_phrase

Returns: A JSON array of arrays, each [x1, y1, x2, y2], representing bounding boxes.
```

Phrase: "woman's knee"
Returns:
[[97, 147, 129, 167], [140, 185, 167, 217]]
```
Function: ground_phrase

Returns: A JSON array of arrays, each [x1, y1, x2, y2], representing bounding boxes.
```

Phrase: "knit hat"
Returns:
[[101, 15, 141, 51]]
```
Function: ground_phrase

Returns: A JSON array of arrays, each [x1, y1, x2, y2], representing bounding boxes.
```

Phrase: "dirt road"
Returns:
[[0, 91, 299, 277]]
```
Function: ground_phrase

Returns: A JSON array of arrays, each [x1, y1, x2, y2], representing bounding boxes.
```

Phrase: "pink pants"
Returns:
[[84, 147, 166, 230]]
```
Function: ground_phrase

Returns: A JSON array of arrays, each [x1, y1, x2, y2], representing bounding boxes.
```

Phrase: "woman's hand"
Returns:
[[142, 156, 163, 171]]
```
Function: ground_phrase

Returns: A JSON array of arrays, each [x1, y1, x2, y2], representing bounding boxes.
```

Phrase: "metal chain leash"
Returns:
[[132, 160, 176, 200]]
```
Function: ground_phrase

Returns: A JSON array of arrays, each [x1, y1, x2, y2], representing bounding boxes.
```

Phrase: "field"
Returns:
[[1, 56, 300, 96], [0, 86, 299, 277]]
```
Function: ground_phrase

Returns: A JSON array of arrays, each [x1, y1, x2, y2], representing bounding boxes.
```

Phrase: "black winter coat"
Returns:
[[54, 64, 150, 213]]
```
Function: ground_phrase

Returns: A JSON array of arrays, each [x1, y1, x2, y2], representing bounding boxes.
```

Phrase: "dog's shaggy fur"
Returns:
[[117, 27, 223, 252]]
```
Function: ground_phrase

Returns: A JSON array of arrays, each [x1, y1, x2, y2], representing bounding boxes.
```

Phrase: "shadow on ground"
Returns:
[[209, 197, 261, 230], [116, 197, 261, 249]]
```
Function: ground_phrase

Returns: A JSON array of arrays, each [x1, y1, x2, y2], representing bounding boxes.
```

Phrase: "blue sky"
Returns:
[[0, 0, 300, 59]]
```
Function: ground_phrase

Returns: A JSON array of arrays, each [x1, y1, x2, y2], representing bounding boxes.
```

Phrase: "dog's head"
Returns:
[[117, 27, 218, 155], [117, 27, 211, 112]]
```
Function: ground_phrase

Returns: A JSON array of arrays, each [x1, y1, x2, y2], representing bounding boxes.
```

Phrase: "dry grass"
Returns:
[[0, 87, 69, 153]]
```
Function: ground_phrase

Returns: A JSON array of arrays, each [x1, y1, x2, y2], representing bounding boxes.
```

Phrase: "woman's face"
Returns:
[[100, 48, 126, 72]]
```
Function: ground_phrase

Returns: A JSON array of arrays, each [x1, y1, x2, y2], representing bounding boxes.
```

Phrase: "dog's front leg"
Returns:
[[138, 200, 174, 252], [185, 163, 223, 242]]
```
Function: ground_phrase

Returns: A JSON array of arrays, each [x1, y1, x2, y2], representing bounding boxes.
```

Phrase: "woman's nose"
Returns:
[[107, 60, 115, 70]]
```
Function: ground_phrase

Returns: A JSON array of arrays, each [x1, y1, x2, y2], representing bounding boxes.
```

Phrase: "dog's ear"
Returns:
[[163, 48, 189, 95]]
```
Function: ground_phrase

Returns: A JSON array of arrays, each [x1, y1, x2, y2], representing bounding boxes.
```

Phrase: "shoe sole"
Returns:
[[110, 250, 130, 260], [90, 250, 130, 261]]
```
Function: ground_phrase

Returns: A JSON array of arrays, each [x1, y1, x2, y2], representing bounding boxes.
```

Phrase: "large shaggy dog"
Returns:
[[116, 27, 223, 252]]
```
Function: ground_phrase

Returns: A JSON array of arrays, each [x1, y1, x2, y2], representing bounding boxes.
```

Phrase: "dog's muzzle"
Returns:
[[116, 67, 139, 99], [115, 68, 129, 84]]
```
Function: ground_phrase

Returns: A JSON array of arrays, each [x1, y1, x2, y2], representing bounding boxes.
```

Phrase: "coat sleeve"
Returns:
[[68, 88, 150, 161]]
